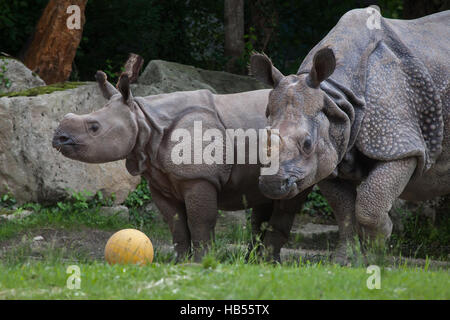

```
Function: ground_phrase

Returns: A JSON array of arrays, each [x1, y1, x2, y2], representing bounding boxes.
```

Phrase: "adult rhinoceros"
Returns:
[[52, 71, 311, 262], [250, 9, 449, 262]]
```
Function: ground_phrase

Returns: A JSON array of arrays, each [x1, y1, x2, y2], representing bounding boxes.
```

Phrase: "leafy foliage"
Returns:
[[0, 192, 17, 209], [123, 179, 152, 209], [379, 0, 404, 19], [0, 57, 12, 93], [184, 4, 226, 70], [259, 0, 407, 75], [1, 0, 409, 80], [302, 187, 333, 220], [123, 178, 154, 225], [55, 190, 115, 213], [73, 0, 226, 81], [0, 0, 48, 56], [390, 207, 450, 260]]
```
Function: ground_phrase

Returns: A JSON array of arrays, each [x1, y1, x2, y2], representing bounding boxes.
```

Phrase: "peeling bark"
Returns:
[[121, 53, 144, 84], [23, 0, 87, 84]]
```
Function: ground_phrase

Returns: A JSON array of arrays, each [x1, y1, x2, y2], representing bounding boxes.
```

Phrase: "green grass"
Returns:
[[0, 208, 448, 299], [0, 188, 169, 244], [0, 260, 448, 299], [0, 189, 449, 299]]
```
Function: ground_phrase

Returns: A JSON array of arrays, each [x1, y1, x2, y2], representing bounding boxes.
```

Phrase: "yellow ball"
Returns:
[[104, 229, 154, 265]]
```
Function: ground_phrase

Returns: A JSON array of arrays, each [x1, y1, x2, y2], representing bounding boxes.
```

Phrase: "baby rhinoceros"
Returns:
[[52, 71, 311, 262]]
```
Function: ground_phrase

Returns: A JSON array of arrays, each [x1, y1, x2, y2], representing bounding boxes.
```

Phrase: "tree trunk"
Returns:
[[224, 0, 244, 73], [23, 0, 87, 84], [403, 0, 450, 19], [249, 0, 278, 52], [120, 53, 144, 84]]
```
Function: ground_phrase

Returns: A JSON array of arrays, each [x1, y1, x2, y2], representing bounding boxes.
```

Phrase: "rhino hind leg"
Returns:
[[149, 185, 191, 262], [318, 179, 358, 265], [183, 180, 219, 262], [355, 157, 417, 242]]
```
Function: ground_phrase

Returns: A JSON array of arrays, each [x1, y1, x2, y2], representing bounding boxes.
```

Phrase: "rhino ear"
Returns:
[[117, 73, 133, 104], [95, 70, 119, 100], [249, 53, 284, 88], [308, 48, 336, 88]]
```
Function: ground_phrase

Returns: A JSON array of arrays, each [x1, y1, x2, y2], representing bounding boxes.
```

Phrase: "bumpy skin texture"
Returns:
[[52, 72, 310, 262], [250, 9, 449, 261], [318, 179, 358, 264]]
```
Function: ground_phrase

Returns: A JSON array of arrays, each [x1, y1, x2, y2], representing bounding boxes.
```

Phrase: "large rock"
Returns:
[[0, 83, 140, 204], [137, 60, 269, 94], [0, 210, 33, 222], [0, 57, 46, 94], [98, 205, 129, 220], [290, 221, 339, 250]]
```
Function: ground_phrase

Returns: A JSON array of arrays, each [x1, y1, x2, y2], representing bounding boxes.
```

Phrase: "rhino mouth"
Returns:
[[53, 142, 77, 157], [258, 175, 301, 200], [52, 130, 84, 157]]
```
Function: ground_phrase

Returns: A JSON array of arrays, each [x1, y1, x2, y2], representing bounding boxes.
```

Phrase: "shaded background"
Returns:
[[1, 0, 448, 83]]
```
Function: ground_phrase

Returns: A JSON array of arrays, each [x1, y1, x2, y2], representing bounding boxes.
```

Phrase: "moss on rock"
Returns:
[[0, 208, 15, 215], [0, 82, 87, 98]]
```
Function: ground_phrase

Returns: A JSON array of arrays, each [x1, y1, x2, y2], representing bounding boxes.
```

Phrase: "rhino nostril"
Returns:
[[280, 176, 298, 192], [276, 178, 289, 193], [53, 132, 75, 147]]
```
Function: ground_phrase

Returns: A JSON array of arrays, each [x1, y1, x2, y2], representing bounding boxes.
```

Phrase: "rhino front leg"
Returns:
[[246, 203, 273, 261], [149, 185, 191, 262], [356, 158, 417, 241], [263, 188, 311, 262], [182, 180, 218, 262], [318, 179, 357, 265]]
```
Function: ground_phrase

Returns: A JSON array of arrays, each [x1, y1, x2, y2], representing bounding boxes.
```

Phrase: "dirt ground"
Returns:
[[0, 227, 114, 261], [0, 226, 177, 263], [0, 212, 448, 269]]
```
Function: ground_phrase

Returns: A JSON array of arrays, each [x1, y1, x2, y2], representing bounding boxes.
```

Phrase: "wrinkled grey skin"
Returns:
[[250, 9, 450, 262], [52, 71, 312, 262]]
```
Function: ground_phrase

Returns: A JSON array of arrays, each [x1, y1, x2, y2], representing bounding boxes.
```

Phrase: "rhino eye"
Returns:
[[88, 122, 100, 135], [302, 137, 313, 154]]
